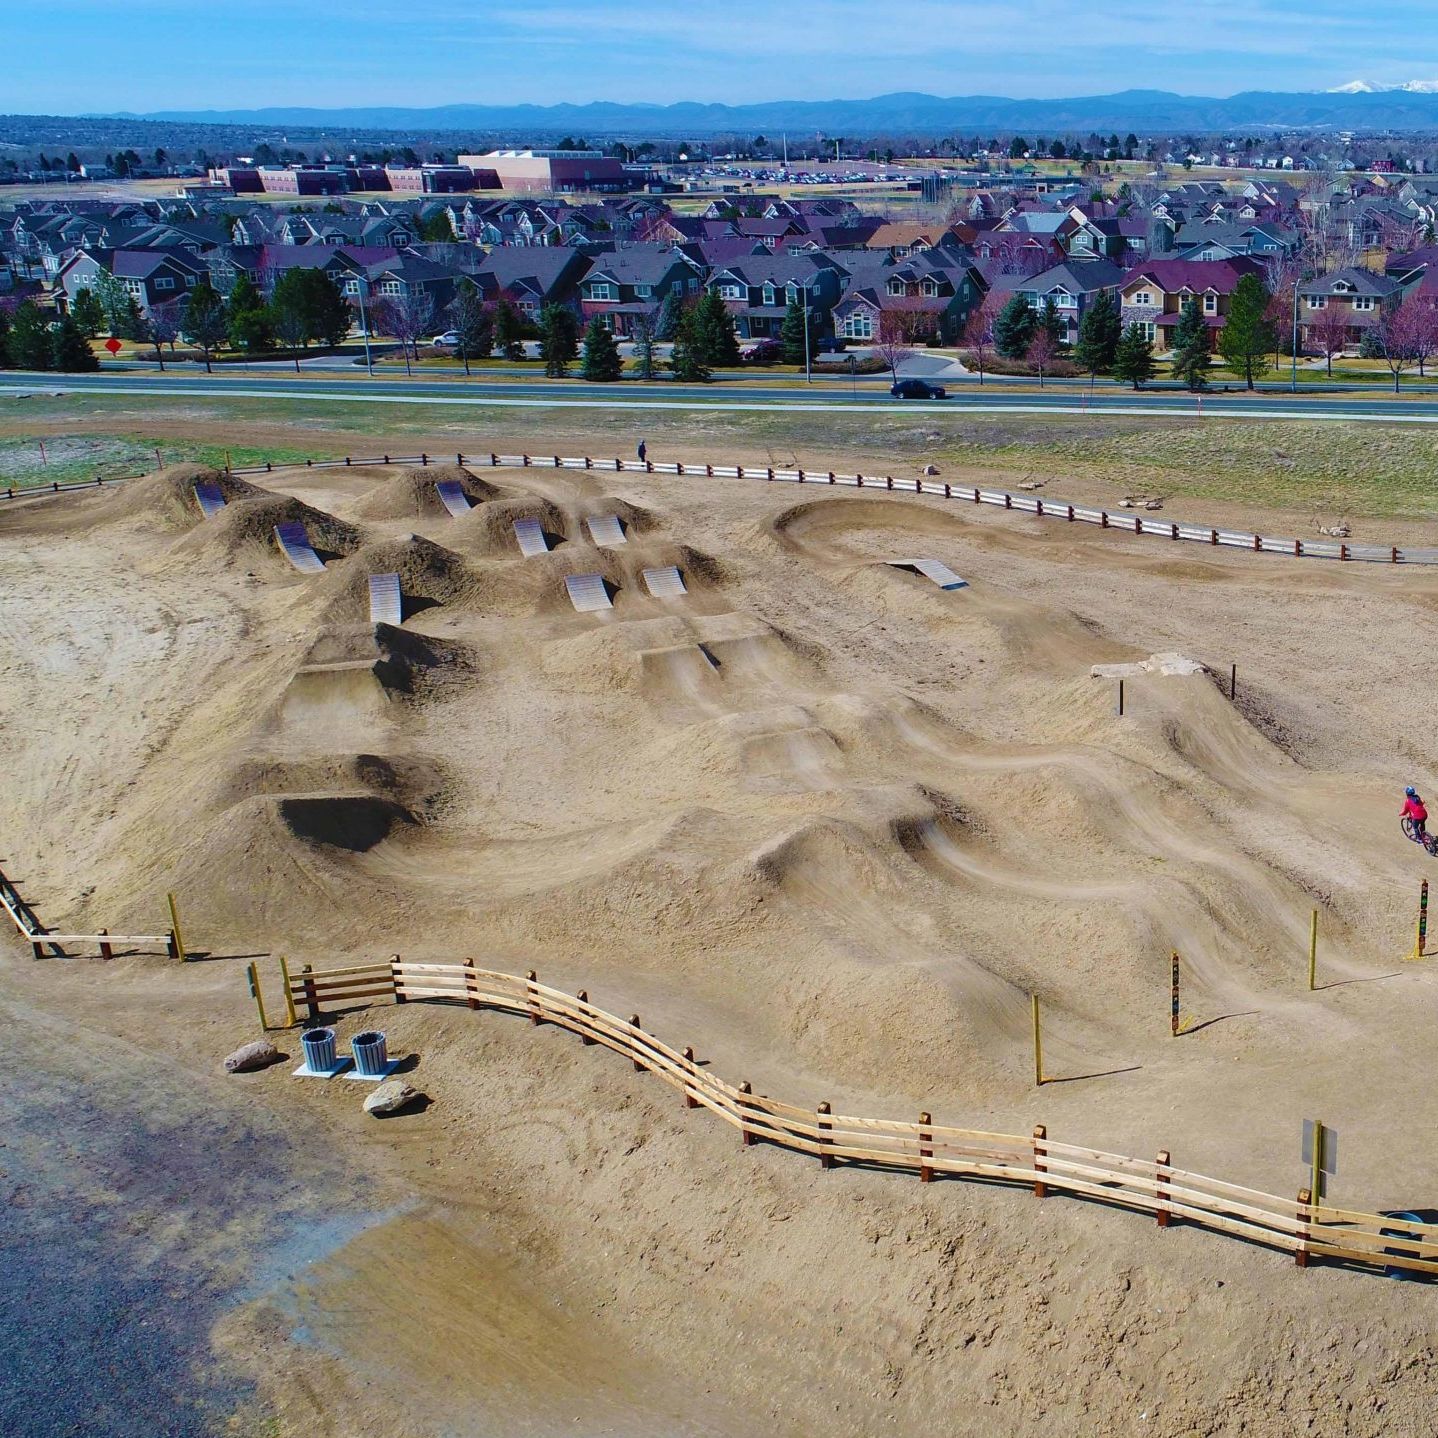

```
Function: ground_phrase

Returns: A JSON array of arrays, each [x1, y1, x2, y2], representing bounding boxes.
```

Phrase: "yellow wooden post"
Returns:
[[278, 955, 298, 1027], [1031, 994, 1045, 1086], [167, 891, 187, 962], [1308, 909, 1318, 991], [246, 961, 271, 1030]]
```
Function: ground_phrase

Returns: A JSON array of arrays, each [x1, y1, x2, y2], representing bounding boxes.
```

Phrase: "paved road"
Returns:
[[7, 372, 1438, 423]]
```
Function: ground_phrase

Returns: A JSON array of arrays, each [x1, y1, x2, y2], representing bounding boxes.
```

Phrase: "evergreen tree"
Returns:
[[630, 316, 657, 380], [447, 279, 491, 376], [580, 317, 623, 381], [51, 314, 98, 372], [418, 210, 455, 242], [993, 294, 1037, 359], [1038, 297, 1064, 346], [116, 295, 146, 342], [298, 269, 353, 347], [226, 273, 273, 353], [692, 288, 741, 367], [90, 270, 131, 334], [1072, 289, 1121, 374], [654, 288, 685, 342], [539, 303, 579, 377], [1170, 298, 1212, 391], [181, 280, 228, 372], [779, 300, 816, 365], [70, 288, 106, 339], [1216, 273, 1276, 390], [669, 308, 712, 382], [0, 305, 11, 367], [492, 297, 525, 360], [1111, 323, 1156, 390], [8, 301, 53, 370]]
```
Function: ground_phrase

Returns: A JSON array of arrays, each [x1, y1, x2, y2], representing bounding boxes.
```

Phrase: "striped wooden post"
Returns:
[[1032, 1124, 1048, 1198], [629, 1015, 645, 1072], [1155, 1149, 1172, 1227], [683, 1046, 699, 1107], [818, 1101, 833, 1168], [525, 969, 541, 1025], [464, 957, 479, 1009], [278, 954, 298, 1027], [391, 954, 405, 1004], [739, 1081, 754, 1146], [919, 1112, 934, 1183], [301, 963, 319, 1021], [1296, 1187, 1312, 1267], [577, 990, 595, 1044]]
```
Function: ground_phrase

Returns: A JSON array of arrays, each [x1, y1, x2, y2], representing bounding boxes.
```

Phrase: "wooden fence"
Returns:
[[5, 449, 1435, 565], [271, 957, 1438, 1279], [0, 862, 181, 959]]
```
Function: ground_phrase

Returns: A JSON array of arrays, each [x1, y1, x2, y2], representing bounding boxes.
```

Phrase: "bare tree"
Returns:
[[374, 290, 437, 377], [1308, 303, 1350, 377], [873, 310, 919, 382], [961, 294, 1002, 385], [1407, 296, 1438, 378], [142, 302, 182, 371], [1026, 327, 1059, 387], [1373, 297, 1426, 393]]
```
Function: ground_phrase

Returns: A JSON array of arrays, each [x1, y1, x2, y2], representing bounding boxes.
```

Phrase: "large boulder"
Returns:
[[224, 1040, 280, 1073], [364, 1079, 423, 1117]]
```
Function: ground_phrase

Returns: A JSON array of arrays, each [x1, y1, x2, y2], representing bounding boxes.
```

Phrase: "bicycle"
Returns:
[[1402, 817, 1438, 856]]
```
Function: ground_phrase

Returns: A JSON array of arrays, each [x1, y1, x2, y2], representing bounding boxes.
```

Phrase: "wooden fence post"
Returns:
[[1117, 678, 1125, 716], [246, 961, 271, 1031], [1230, 663, 1237, 700], [1155, 1149, 1172, 1227], [1032, 1124, 1048, 1197], [526, 969, 542, 1025], [577, 990, 595, 1044], [1308, 910, 1318, 991], [1414, 880, 1429, 961], [739, 1081, 754, 1145], [683, 1046, 699, 1107], [99, 928, 113, 961], [919, 1111, 934, 1183], [464, 957, 479, 1009], [278, 955, 298, 1027], [1296, 1187, 1312, 1267], [629, 1015, 645, 1072], [1032, 995, 1045, 1085], [391, 954, 405, 1004], [167, 891, 186, 962], [818, 1101, 833, 1168], [301, 963, 319, 1021]]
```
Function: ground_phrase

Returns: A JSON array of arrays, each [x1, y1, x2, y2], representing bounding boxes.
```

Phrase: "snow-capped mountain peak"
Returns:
[[1329, 78, 1438, 94]]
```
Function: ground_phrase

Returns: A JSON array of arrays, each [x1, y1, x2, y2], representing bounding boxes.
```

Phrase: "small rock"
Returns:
[[1017, 479, 1045, 490], [224, 1040, 279, 1073], [1119, 497, 1137, 508], [364, 1079, 422, 1117], [921, 463, 940, 476], [1144, 498, 1164, 511], [1319, 522, 1350, 538]]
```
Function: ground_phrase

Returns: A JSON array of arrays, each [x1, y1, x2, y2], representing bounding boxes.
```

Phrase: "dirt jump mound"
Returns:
[[171, 492, 365, 571], [321, 534, 482, 623], [353, 464, 503, 520], [451, 494, 570, 556]]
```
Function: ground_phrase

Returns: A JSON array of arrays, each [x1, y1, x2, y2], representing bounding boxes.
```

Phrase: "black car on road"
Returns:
[[890, 378, 946, 399]]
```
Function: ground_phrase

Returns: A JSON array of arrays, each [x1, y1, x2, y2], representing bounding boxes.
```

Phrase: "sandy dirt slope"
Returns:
[[4, 458, 1438, 1436]]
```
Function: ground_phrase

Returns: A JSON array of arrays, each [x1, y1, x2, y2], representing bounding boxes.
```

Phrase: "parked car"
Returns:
[[429, 330, 462, 348], [742, 340, 783, 365], [890, 378, 946, 399], [815, 336, 847, 353]]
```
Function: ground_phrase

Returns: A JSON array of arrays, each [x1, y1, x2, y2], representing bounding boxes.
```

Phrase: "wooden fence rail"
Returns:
[[5, 450, 1434, 565], [271, 957, 1438, 1278], [0, 863, 180, 960]]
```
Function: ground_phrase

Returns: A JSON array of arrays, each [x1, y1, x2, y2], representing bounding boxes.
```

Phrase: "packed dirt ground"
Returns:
[[3, 438, 1438, 1436]]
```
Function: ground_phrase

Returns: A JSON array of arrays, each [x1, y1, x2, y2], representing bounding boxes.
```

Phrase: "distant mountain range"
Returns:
[[93, 88, 1438, 135]]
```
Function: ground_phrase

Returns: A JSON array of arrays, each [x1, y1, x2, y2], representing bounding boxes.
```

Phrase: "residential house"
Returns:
[[471, 245, 591, 320], [707, 252, 847, 339], [831, 250, 983, 342], [1118, 258, 1267, 345], [576, 245, 703, 334], [1297, 266, 1407, 348], [55, 246, 208, 314], [986, 258, 1125, 344]]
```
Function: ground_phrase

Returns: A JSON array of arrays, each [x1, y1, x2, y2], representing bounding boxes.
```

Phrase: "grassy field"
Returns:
[[6, 389, 1438, 522]]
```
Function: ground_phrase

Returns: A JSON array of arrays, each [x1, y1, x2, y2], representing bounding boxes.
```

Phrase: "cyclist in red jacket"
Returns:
[[1402, 787, 1428, 841]]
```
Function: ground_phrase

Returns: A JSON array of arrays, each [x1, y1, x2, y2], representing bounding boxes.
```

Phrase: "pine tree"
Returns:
[[1170, 298, 1212, 391], [779, 300, 815, 365], [580, 317, 623, 381], [1072, 289, 1121, 375], [51, 314, 98, 372], [0, 305, 11, 367], [669, 308, 712, 382], [8, 301, 53, 370], [539, 304, 579, 377], [630, 316, 657, 380], [654, 288, 685, 342], [693, 288, 741, 367], [181, 280, 228, 372], [116, 295, 145, 342], [297, 269, 353, 348], [993, 294, 1037, 359], [1111, 323, 1156, 390], [1038, 297, 1065, 346], [226, 273, 273, 353], [71, 288, 106, 339], [492, 297, 525, 360], [1217, 273, 1275, 391], [448, 279, 491, 376]]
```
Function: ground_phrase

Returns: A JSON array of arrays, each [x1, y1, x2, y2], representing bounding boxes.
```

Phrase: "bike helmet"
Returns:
[[1407, 786, 1419, 797]]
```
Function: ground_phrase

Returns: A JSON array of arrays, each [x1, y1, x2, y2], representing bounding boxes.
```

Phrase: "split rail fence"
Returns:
[[0, 862, 180, 959], [272, 956, 1438, 1279], [4, 450, 1435, 565]]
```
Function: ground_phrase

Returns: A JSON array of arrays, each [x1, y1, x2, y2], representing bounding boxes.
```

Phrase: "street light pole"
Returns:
[[1291, 277, 1299, 393], [355, 274, 374, 377], [803, 299, 812, 384]]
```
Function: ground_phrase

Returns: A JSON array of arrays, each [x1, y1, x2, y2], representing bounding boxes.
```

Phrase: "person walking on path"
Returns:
[[637, 439, 647, 463]]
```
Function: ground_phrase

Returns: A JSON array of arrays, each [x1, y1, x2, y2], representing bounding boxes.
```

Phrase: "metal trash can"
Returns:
[[351, 1030, 389, 1078], [301, 1026, 337, 1071]]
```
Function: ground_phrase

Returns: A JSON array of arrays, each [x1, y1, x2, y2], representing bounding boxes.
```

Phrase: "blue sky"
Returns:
[[6, 1, 1438, 112]]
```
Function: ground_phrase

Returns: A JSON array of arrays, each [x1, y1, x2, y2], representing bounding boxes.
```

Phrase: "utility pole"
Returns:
[[1291, 277, 1299, 393], [355, 273, 374, 377], [803, 301, 812, 384]]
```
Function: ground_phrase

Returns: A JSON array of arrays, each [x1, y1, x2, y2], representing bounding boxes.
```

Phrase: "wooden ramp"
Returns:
[[564, 573, 613, 613], [888, 558, 967, 590], [274, 521, 326, 573], [194, 481, 227, 518], [368, 572, 403, 625], [586, 513, 626, 547], [642, 565, 687, 599], [513, 517, 550, 557], [435, 479, 471, 516]]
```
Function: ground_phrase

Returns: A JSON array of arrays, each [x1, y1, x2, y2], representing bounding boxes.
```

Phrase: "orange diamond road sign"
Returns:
[[104, 338, 122, 355]]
